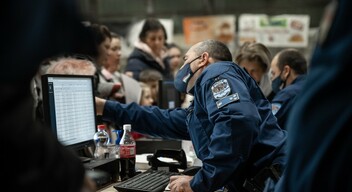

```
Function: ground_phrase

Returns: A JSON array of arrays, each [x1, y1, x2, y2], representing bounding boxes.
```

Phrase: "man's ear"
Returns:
[[198, 52, 210, 67], [283, 65, 291, 76]]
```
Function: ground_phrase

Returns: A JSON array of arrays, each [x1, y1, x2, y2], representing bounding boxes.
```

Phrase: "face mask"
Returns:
[[174, 56, 201, 94], [271, 75, 283, 93]]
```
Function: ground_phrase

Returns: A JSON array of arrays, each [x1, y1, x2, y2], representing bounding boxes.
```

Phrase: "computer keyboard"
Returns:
[[113, 169, 178, 192]]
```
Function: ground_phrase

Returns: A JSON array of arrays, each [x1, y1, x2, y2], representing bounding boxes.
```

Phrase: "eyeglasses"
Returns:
[[187, 55, 201, 64]]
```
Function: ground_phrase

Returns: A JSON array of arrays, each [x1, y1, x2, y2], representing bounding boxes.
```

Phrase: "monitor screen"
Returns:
[[41, 74, 97, 151], [158, 80, 181, 109]]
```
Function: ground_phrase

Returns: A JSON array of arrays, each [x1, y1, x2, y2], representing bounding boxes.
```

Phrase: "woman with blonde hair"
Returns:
[[235, 41, 274, 100]]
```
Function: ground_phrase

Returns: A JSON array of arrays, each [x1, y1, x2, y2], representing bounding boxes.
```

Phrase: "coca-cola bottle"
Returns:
[[119, 124, 136, 181]]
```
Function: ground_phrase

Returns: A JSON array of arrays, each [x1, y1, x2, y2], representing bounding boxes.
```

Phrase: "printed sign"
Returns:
[[238, 14, 310, 47], [183, 15, 236, 47]]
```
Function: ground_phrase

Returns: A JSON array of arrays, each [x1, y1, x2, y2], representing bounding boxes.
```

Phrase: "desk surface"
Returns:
[[97, 183, 116, 192]]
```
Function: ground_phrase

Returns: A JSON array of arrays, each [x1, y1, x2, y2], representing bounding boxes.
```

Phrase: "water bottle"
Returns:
[[93, 124, 110, 159], [119, 124, 136, 181], [108, 129, 122, 159]]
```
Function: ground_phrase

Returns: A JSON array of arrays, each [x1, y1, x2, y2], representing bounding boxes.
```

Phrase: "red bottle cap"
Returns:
[[98, 124, 106, 130]]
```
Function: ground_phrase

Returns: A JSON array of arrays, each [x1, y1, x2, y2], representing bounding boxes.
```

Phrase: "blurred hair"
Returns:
[[139, 18, 167, 42], [139, 69, 163, 82], [166, 42, 181, 50], [277, 49, 307, 75], [111, 32, 121, 39], [88, 24, 111, 57], [235, 42, 272, 73], [46, 57, 96, 75]]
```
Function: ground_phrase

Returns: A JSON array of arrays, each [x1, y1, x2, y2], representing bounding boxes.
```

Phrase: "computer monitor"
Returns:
[[158, 80, 181, 109], [41, 74, 97, 151]]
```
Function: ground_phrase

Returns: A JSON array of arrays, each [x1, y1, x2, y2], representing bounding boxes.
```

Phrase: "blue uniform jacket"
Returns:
[[103, 61, 287, 192], [271, 75, 306, 129]]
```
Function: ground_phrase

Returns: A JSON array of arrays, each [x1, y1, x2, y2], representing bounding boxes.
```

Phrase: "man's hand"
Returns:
[[169, 175, 193, 192], [95, 97, 106, 115]]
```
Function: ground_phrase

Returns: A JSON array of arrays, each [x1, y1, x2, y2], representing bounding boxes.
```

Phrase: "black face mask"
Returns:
[[271, 75, 283, 93], [272, 71, 289, 93]]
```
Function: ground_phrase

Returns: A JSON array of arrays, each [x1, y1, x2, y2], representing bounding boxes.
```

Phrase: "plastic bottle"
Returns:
[[93, 124, 110, 159], [119, 124, 136, 181], [109, 129, 122, 159]]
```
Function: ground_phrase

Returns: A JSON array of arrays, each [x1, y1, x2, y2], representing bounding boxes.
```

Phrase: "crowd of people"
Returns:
[[3, 0, 351, 191]]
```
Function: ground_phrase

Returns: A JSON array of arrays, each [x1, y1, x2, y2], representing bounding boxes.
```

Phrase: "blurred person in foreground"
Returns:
[[96, 39, 287, 192], [1, 0, 96, 191], [274, 0, 352, 191]]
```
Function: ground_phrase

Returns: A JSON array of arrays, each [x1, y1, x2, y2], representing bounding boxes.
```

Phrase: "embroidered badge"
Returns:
[[216, 93, 240, 109], [211, 79, 231, 100], [271, 103, 282, 115]]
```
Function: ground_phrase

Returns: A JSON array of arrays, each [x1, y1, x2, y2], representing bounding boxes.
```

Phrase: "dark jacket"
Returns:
[[125, 48, 173, 81], [271, 75, 306, 129], [1, 89, 85, 192], [103, 61, 287, 192], [274, 0, 352, 191]]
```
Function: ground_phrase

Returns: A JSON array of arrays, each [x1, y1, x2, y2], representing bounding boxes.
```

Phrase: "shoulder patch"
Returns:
[[271, 103, 282, 115], [211, 79, 231, 100], [216, 93, 239, 109]]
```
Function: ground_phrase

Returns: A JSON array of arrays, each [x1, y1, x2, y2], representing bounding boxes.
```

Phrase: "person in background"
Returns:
[[166, 42, 194, 109], [31, 59, 55, 121], [32, 55, 99, 123], [270, 48, 307, 129], [95, 39, 287, 192], [89, 24, 111, 69], [88, 23, 123, 102], [235, 41, 274, 100], [125, 18, 172, 81], [131, 82, 154, 140], [139, 82, 154, 106], [165, 42, 196, 165], [139, 69, 163, 106], [1, 0, 96, 191], [102, 32, 142, 104], [166, 42, 183, 78], [45, 56, 96, 76], [104, 32, 122, 79], [274, 0, 352, 191]]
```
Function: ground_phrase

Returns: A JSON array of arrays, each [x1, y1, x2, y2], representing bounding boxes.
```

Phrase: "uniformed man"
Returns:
[[95, 39, 287, 192], [270, 49, 307, 129]]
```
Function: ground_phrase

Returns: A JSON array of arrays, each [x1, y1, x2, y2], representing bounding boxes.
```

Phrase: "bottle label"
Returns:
[[120, 144, 136, 158]]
